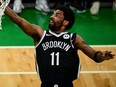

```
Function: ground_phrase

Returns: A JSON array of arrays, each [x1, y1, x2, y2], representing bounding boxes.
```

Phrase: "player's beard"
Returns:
[[48, 19, 63, 32]]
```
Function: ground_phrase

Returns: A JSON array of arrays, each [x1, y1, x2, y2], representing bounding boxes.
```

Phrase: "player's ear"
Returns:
[[63, 20, 69, 26]]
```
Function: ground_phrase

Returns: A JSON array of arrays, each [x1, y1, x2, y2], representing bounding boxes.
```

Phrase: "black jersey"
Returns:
[[35, 30, 80, 82]]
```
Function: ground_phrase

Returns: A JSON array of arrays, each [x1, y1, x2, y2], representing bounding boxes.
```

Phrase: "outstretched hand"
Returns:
[[99, 51, 115, 61]]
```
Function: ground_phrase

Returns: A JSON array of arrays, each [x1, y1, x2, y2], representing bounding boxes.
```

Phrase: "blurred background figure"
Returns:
[[12, 0, 116, 15], [48, 0, 70, 10], [90, 0, 116, 15], [69, 0, 88, 13], [113, 0, 116, 11], [13, 0, 24, 14], [90, 0, 100, 15], [13, 0, 51, 14], [35, 0, 51, 14], [48, 0, 88, 12]]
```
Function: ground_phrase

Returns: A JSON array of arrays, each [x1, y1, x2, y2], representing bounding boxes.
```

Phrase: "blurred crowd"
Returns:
[[12, 0, 116, 15]]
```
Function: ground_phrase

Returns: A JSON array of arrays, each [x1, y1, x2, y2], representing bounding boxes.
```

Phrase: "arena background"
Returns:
[[0, 1, 115, 87]]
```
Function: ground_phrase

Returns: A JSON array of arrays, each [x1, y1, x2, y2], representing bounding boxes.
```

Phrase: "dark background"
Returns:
[[9, 0, 114, 7]]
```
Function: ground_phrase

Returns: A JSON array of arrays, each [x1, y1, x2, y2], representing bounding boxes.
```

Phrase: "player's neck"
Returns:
[[50, 27, 66, 33]]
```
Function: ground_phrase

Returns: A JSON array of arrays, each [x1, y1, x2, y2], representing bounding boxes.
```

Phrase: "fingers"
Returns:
[[103, 51, 115, 60]]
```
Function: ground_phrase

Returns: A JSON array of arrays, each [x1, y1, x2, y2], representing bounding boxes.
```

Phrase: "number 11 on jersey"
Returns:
[[50, 52, 60, 66]]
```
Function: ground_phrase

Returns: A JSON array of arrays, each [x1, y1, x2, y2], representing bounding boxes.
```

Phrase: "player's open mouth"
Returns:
[[49, 19, 54, 25]]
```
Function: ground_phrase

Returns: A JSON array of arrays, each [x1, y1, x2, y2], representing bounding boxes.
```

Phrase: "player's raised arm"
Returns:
[[74, 35, 115, 63], [4, 6, 44, 39]]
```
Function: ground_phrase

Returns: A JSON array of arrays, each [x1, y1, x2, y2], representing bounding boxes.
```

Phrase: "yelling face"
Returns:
[[48, 10, 65, 32]]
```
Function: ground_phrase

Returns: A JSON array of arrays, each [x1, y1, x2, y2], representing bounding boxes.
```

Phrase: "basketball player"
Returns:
[[4, 5, 115, 87]]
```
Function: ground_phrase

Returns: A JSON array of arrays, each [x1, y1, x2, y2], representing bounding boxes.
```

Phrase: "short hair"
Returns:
[[56, 6, 75, 30]]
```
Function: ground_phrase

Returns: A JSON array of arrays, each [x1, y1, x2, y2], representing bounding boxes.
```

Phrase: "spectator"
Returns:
[[113, 0, 116, 11], [13, 0, 24, 14], [35, 0, 51, 14], [13, 0, 51, 14], [90, 0, 100, 15], [70, 0, 88, 13], [90, 0, 116, 15]]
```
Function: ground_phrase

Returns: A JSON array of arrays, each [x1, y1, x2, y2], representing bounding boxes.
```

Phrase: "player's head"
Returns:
[[49, 6, 75, 31]]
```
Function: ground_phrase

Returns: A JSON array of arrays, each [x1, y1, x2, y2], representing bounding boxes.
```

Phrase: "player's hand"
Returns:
[[99, 51, 115, 60]]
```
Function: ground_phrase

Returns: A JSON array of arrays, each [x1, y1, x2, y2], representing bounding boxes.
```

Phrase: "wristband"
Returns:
[[94, 51, 104, 63]]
